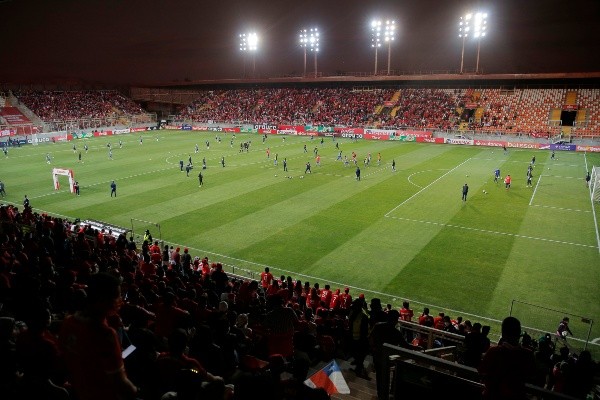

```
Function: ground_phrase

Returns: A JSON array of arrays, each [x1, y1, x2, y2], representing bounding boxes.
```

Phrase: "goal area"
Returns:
[[509, 300, 594, 353]]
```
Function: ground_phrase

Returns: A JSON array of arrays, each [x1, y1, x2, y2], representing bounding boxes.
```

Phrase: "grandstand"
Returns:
[[0, 73, 599, 400]]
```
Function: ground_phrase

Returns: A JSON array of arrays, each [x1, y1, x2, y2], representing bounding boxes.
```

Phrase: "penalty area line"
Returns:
[[385, 158, 472, 217], [385, 215, 598, 249]]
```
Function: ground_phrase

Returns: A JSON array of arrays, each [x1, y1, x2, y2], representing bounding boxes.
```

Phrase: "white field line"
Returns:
[[385, 158, 472, 217], [385, 215, 598, 249], [530, 204, 591, 213], [529, 175, 542, 206]]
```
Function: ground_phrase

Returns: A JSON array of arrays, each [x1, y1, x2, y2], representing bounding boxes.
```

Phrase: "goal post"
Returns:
[[509, 299, 594, 352], [590, 166, 600, 202], [52, 168, 75, 193]]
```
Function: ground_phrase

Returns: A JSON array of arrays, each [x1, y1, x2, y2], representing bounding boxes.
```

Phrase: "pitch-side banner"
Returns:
[[417, 137, 444, 144], [278, 124, 305, 133], [577, 145, 600, 153], [333, 127, 364, 135], [506, 141, 539, 149], [364, 129, 393, 140], [445, 138, 474, 145], [538, 143, 576, 151], [474, 140, 505, 147]]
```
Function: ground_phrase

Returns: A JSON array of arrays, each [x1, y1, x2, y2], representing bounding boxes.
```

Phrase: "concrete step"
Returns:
[[308, 358, 378, 400]]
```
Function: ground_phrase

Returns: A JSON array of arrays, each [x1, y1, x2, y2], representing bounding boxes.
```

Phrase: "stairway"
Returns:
[[308, 358, 378, 400]]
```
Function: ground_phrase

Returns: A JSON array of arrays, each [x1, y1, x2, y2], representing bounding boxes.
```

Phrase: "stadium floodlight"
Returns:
[[383, 20, 395, 75], [299, 28, 320, 78], [459, 12, 487, 74], [473, 12, 487, 73], [371, 20, 383, 75], [458, 13, 471, 74], [239, 32, 259, 77]]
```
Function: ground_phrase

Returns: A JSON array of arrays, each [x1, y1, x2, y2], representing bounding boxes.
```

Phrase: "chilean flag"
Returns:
[[304, 360, 350, 395]]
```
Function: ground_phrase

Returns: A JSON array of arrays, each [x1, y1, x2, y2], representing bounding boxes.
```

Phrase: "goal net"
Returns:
[[52, 168, 75, 193], [589, 166, 600, 253], [591, 166, 600, 202]]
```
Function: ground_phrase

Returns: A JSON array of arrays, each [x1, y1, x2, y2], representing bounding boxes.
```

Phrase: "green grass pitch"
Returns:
[[2, 131, 599, 354]]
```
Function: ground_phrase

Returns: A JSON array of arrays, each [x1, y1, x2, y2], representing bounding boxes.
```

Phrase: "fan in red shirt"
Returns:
[[319, 284, 332, 307], [260, 267, 274, 290]]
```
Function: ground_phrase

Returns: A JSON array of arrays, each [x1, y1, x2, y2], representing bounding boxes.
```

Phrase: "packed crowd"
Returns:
[[13, 90, 146, 122], [0, 203, 598, 400], [175, 86, 600, 137]]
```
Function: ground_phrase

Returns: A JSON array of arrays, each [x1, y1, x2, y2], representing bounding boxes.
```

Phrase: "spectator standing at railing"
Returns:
[[369, 309, 423, 399], [478, 316, 536, 400]]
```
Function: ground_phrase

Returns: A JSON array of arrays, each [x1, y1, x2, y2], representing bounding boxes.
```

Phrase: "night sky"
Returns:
[[1, 0, 599, 85]]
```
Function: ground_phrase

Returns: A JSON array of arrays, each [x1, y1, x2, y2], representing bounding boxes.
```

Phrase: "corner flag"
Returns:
[[304, 360, 350, 395]]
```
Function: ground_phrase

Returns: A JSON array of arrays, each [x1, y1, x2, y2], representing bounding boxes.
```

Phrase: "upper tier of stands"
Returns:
[[1, 90, 153, 132], [2, 86, 599, 139], [174, 86, 600, 138]]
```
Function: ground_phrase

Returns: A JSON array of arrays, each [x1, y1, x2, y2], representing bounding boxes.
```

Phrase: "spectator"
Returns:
[[58, 272, 138, 400], [478, 316, 537, 400], [369, 309, 422, 399]]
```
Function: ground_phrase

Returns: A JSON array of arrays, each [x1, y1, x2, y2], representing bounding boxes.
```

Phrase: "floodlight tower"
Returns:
[[383, 20, 395, 75], [239, 32, 258, 77], [458, 13, 471, 74], [299, 28, 320, 78], [371, 20, 382, 75], [473, 12, 487, 74]]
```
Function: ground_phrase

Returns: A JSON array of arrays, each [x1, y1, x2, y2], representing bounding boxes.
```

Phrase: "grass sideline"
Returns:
[[1, 130, 599, 355]]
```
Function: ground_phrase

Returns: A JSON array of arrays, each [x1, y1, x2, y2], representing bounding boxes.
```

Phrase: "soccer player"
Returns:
[[392, 159, 396, 172], [84, 143, 88, 153], [283, 158, 287, 172], [78, 151, 82, 162], [0, 180, 6, 197], [504, 174, 511, 189], [46, 153, 52, 164], [73, 143, 77, 153], [527, 169, 533, 187], [494, 169, 501, 183], [274, 153, 278, 166], [110, 181, 117, 197], [585, 171, 591, 187], [23, 194, 30, 208], [3, 147, 7, 157], [188, 155, 193, 165], [108, 149, 113, 160], [185, 164, 191, 176], [303, 144, 307, 153], [202, 157, 207, 170], [179, 160, 184, 171], [195, 144, 199, 153], [221, 156, 225, 167], [551, 150, 556, 160], [531, 155, 536, 166], [356, 166, 361, 181], [377, 152, 381, 166], [74, 181, 80, 196], [198, 171, 203, 186], [462, 183, 469, 202], [139, 136, 143, 145], [305, 162, 311, 174], [119, 140, 122, 148], [316, 154, 321, 166]]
